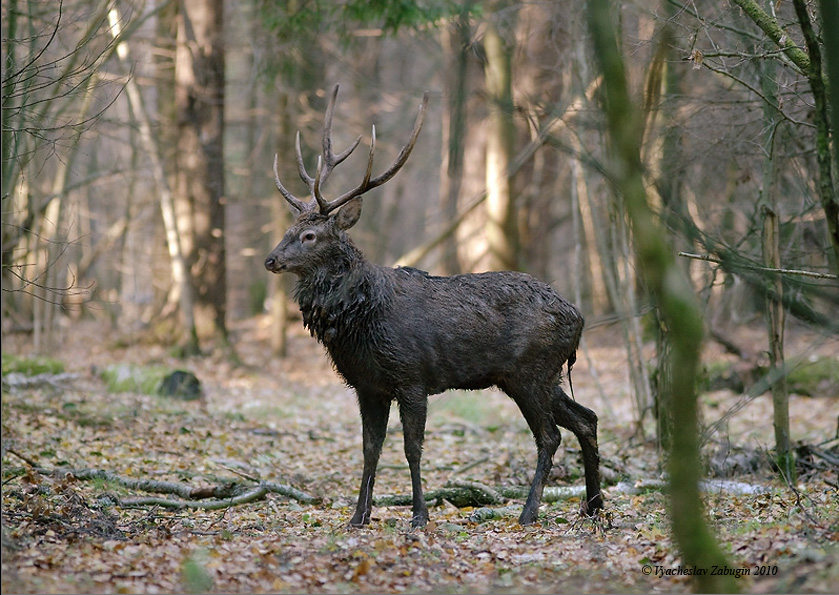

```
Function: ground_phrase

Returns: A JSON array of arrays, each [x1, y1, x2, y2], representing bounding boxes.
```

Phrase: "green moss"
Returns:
[[786, 356, 839, 396], [699, 355, 837, 397], [99, 364, 170, 395], [2, 355, 64, 376]]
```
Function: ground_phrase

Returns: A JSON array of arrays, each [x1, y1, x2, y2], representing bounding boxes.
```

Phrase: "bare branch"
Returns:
[[678, 251, 839, 280]]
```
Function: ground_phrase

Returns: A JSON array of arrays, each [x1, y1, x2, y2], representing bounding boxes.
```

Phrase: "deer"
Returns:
[[264, 84, 602, 528]]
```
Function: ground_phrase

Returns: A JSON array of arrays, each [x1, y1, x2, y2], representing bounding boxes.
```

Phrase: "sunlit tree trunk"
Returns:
[[34, 77, 95, 352], [4, 0, 112, 346], [108, 5, 197, 347], [270, 91, 294, 358], [565, 79, 611, 315], [483, 0, 518, 271], [174, 0, 227, 351]]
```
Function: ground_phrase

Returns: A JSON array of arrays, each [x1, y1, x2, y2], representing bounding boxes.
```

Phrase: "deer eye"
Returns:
[[300, 230, 317, 245]]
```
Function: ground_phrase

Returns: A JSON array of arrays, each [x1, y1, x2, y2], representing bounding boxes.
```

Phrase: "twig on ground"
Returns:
[[451, 456, 489, 476], [6, 447, 41, 468]]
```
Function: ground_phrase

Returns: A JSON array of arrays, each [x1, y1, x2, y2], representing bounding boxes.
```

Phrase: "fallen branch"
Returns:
[[112, 481, 320, 510], [2, 372, 80, 392], [468, 506, 522, 522], [10, 460, 319, 509], [612, 478, 769, 496], [118, 486, 271, 510], [374, 479, 586, 508], [53, 468, 234, 500]]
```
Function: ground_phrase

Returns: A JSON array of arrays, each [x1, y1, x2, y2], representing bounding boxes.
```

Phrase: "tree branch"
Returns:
[[729, 0, 811, 74], [678, 252, 838, 280]]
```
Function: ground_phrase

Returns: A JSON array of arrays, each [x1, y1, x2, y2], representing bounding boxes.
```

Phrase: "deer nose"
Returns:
[[265, 255, 288, 273]]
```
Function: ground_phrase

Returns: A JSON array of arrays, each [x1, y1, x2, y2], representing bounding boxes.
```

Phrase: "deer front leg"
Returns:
[[350, 392, 391, 527], [398, 394, 429, 528]]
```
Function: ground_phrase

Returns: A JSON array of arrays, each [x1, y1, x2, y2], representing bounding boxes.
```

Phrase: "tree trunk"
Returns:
[[483, 1, 518, 271], [758, 40, 793, 480], [792, 0, 839, 276], [763, 208, 792, 478], [174, 0, 227, 350], [731, 0, 839, 276], [108, 5, 198, 349], [649, 23, 687, 453], [269, 92, 295, 358], [822, 0, 839, 190], [439, 9, 471, 275], [586, 1, 738, 591]]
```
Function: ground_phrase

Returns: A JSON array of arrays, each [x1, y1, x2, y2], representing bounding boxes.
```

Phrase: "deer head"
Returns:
[[265, 85, 428, 275]]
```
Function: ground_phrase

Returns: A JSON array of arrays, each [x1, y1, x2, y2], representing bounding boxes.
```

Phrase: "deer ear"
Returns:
[[334, 198, 362, 230]]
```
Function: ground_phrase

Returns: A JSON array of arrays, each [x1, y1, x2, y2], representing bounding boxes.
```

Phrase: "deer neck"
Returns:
[[293, 245, 390, 345]]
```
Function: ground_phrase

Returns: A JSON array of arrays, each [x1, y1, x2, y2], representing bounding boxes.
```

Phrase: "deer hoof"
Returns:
[[410, 511, 429, 528], [348, 511, 371, 528]]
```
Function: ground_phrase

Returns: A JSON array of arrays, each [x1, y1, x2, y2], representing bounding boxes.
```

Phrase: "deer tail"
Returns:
[[567, 351, 577, 401]]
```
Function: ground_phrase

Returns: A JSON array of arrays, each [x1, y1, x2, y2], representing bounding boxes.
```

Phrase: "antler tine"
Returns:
[[274, 153, 312, 213], [294, 131, 315, 189], [361, 125, 376, 189], [313, 155, 326, 211], [323, 90, 429, 214], [315, 84, 363, 209]]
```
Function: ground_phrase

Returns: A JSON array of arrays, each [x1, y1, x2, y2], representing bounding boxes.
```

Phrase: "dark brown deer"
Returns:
[[265, 85, 602, 527]]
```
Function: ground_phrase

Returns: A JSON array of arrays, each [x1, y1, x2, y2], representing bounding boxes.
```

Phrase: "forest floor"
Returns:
[[2, 316, 838, 594]]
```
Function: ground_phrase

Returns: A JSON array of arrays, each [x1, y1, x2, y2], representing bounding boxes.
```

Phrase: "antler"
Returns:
[[273, 84, 429, 215]]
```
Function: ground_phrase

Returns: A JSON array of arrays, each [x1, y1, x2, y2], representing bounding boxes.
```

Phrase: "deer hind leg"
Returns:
[[397, 393, 429, 528], [551, 385, 603, 515], [504, 383, 562, 525], [350, 391, 391, 527]]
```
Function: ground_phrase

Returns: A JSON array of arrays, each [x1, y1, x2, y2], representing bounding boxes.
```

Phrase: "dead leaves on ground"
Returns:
[[2, 322, 838, 593]]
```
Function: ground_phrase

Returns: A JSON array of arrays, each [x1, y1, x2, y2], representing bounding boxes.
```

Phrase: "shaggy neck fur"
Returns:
[[292, 240, 392, 348]]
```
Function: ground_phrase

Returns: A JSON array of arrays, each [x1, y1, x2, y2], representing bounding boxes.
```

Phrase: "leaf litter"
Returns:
[[2, 318, 838, 593]]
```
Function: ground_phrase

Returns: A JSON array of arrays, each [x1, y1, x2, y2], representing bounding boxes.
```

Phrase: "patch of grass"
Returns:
[[236, 403, 297, 422], [222, 411, 248, 422], [99, 364, 170, 395], [429, 390, 507, 427], [725, 517, 765, 536], [182, 549, 213, 593], [2, 355, 64, 376]]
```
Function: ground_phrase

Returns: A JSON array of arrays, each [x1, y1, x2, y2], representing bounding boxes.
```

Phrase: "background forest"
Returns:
[[2, 0, 838, 593]]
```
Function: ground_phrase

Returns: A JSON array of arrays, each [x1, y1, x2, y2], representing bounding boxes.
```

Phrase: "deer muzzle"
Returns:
[[264, 254, 287, 273]]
